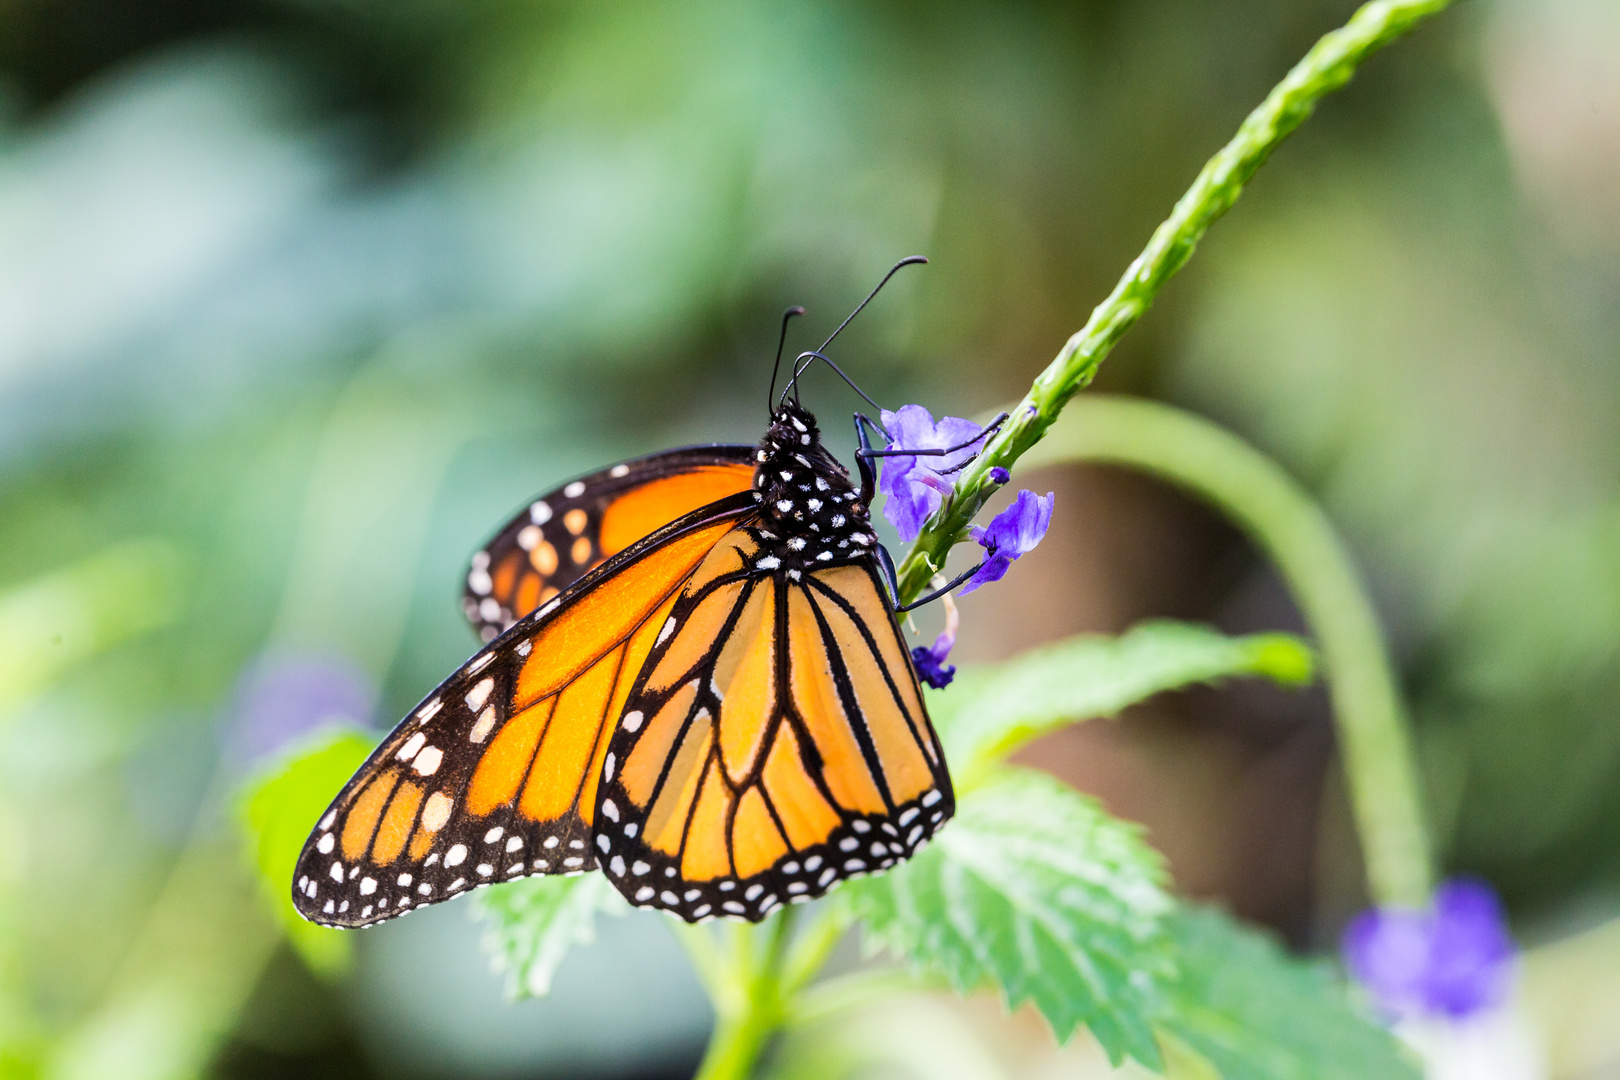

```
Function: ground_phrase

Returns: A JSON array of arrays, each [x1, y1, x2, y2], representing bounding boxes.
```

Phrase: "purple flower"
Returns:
[[910, 594, 960, 689], [960, 490, 1054, 595], [879, 405, 989, 542], [223, 652, 374, 769], [1342, 878, 1515, 1022], [988, 466, 1010, 485]]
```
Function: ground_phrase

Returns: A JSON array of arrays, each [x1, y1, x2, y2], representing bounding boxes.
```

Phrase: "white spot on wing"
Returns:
[[531, 501, 552, 524], [465, 678, 494, 712], [413, 746, 443, 776], [469, 707, 496, 744], [564, 481, 586, 498], [396, 732, 427, 762]]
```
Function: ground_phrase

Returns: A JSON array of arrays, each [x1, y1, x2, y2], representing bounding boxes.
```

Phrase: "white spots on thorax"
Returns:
[[806, 499, 822, 512], [815, 477, 829, 491], [787, 569, 800, 581], [563, 481, 586, 498], [316, 833, 335, 854], [830, 514, 846, 527], [530, 501, 552, 524], [779, 470, 794, 481], [775, 500, 793, 513], [465, 678, 494, 713], [610, 463, 630, 478], [755, 450, 768, 462], [815, 551, 833, 562], [359, 877, 377, 896], [469, 707, 496, 744], [786, 537, 806, 551], [397, 732, 427, 762], [445, 844, 468, 868], [755, 556, 780, 570], [413, 746, 443, 776], [484, 826, 504, 844], [422, 792, 453, 832]]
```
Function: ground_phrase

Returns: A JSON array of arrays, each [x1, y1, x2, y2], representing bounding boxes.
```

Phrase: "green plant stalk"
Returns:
[[893, 0, 1454, 606], [674, 3, 1453, 1074], [1021, 396, 1432, 907], [689, 912, 797, 1080]]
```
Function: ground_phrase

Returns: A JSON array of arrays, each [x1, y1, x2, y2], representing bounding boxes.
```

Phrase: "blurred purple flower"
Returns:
[[224, 652, 374, 769], [961, 490, 1054, 595], [1342, 878, 1515, 1022], [910, 594, 960, 690], [988, 466, 1010, 485], [879, 405, 989, 542]]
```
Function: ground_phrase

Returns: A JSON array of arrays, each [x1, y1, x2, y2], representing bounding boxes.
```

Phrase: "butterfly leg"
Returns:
[[874, 542, 984, 614]]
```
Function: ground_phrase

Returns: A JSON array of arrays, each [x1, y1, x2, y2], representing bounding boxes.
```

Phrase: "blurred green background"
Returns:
[[1, 0, 1617, 1077]]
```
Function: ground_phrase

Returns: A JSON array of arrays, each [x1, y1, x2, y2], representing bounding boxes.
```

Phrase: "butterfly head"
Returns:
[[752, 402, 873, 551]]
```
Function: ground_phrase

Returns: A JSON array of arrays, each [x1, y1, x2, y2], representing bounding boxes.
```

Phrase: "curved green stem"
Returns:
[[689, 912, 797, 1080], [1021, 396, 1432, 907], [894, 0, 1454, 606]]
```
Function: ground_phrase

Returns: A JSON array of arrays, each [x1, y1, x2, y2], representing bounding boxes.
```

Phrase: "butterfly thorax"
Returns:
[[749, 402, 877, 571]]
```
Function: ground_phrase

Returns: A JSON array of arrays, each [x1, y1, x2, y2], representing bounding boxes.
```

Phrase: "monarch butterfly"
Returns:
[[292, 260, 993, 925]]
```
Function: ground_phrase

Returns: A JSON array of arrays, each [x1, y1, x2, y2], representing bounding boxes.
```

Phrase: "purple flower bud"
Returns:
[[988, 466, 1010, 485], [909, 595, 960, 689], [879, 405, 990, 542], [1342, 878, 1515, 1023], [223, 652, 374, 770], [960, 490, 1054, 595]]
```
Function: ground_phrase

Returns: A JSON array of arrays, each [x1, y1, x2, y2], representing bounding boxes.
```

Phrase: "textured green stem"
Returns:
[[1021, 396, 1432, 906], [691, 912, 797, 1080], [894, 0, 1454, 606]]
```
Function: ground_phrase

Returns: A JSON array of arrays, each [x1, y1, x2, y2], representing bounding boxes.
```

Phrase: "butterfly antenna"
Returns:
[[767, 306, 807, 418], [819, 255, 927, 354], [782, 350, 887, 416]]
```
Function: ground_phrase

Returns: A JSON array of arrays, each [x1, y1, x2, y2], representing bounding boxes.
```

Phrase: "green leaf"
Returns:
[[932, 620, 1314, 781], [234, 725, 375, 977], [847, 769, 1175, 1069], [1160, 906, 1419, 1080], [474, 873, 626, 998]]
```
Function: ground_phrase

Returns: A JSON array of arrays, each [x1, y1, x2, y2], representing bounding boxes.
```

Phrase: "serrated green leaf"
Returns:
[[932, 620, 1314, 781], [474, 873, 626, 998], [235, 725, 375, 977], [1160, 907, 1419, 1080], [847, 769, 1175, 1069]]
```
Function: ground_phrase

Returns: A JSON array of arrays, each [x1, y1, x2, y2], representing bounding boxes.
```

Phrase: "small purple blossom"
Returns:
[[988, 466, 1010, 485], [223, 652, 374, 769], [960, 489, 1054, 595], [879, 405, 989, 542], [1342, 878, 1515, 1023], [910, 595, 960, 689]]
